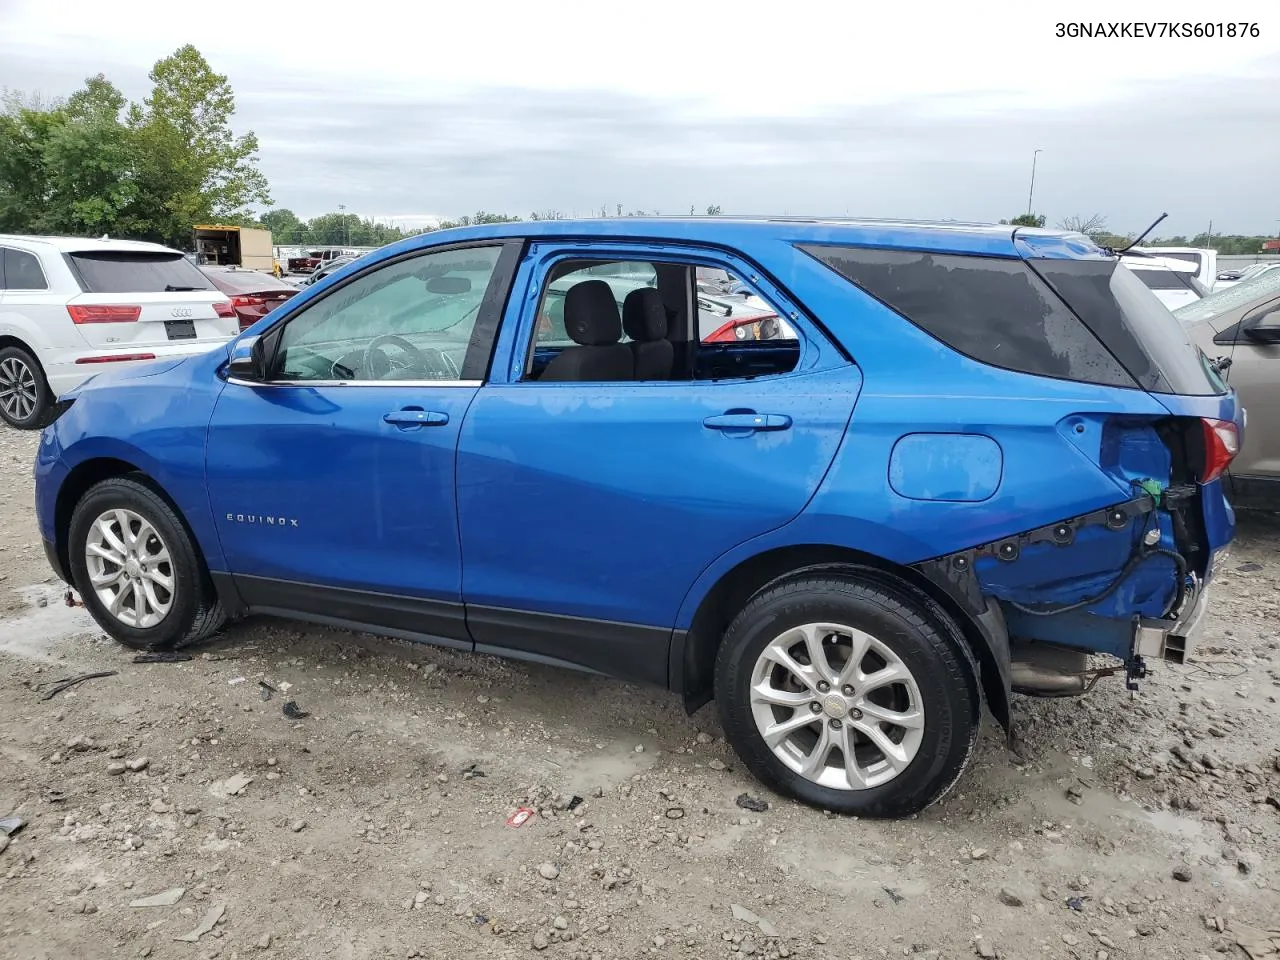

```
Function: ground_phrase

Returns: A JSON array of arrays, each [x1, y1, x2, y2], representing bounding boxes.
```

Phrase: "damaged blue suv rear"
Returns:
[[34, 218, 1238, 818]]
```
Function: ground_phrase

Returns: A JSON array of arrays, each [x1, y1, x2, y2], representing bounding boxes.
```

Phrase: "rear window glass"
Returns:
[[1032, 260, 1225, 396], [1130, 268, 1196, 291], [799, 245, 1136, 389], [203, 269, 295, 294], [70, 251, 214, 293]]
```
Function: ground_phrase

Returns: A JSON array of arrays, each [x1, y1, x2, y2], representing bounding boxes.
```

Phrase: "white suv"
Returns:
[[0, 235, 238, 429]]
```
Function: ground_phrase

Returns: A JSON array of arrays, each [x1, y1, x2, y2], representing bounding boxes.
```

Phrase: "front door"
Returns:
[[456, 244, 862, 683], [206, 242, 517, 645]]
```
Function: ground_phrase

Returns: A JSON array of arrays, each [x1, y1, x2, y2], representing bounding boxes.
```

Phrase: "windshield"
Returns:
[[1174, 266, 1280, 324]]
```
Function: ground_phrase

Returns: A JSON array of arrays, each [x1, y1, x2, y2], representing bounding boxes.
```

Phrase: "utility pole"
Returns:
[[338, 203, 348, 246], [1026, 149, 1042, 218]]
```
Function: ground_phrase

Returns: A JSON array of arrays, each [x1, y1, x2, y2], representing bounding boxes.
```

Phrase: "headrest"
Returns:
[[622, 287, 667, 342], [563, 280, 622, 346]]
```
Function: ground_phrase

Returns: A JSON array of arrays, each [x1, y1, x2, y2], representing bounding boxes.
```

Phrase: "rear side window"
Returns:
[[3, 248, 48, 290], [69, 251, 214, 293], [800, 246, 1136, 389], [1032, 260, 1225, 396]]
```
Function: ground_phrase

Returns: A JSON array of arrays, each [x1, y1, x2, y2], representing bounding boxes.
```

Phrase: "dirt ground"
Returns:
[[1, 424, 1278, 960]]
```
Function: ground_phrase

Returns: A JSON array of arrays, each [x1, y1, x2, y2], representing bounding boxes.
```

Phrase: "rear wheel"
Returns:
[[714, 574, 979, 818], [68, 476, 225, 650], [0, 346, 51, 430]]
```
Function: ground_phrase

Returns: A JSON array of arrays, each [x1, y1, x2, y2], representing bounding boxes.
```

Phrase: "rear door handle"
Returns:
[[702, 412, 792, 433], [384, 409, 450, 428]]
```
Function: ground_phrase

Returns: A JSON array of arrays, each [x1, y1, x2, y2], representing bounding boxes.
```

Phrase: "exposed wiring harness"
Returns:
[[1006, 510, 1188, 618]]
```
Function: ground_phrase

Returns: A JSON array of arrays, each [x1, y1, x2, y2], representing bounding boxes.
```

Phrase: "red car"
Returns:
[[201, 267, 300, 331]]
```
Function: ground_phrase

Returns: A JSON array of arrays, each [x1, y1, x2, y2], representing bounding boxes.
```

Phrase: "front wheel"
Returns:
[[714, 574, 979, 818], [68, 476, 225, 650]]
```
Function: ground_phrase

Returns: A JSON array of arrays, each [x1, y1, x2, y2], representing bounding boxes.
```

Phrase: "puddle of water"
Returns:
[[0, 583, 97, 662]]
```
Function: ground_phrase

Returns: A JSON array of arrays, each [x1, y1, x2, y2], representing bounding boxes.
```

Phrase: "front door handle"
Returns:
[[384, 409, 449, 428], [702, 412, 792, 433]]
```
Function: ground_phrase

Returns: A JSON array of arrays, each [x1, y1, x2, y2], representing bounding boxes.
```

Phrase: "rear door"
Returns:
[[456, 242, 861, 683], [65, 250, 237, 348]]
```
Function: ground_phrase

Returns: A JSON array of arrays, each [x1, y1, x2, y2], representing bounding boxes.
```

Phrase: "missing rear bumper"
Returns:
[[1134, 571, 1208, 665]]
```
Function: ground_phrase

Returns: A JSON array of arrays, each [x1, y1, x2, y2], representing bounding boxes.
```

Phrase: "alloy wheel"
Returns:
[[84, 508, 176, 628], [0, 355, 38, 423], [749, 622, 926, 790]]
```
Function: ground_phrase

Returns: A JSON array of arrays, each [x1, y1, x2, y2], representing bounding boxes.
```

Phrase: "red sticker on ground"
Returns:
[[506, 807, 535, 828]]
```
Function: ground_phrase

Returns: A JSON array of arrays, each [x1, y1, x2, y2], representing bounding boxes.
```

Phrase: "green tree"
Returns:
[[44, 75, 136, 235], [127, 45, 270, 245], [262, 207, 305, 243], [706, 204, 722, 216], [1001, 213, 1045, 227]]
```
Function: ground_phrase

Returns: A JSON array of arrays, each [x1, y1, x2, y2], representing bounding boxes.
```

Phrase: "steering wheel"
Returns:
[[361, 334, 458, 380]]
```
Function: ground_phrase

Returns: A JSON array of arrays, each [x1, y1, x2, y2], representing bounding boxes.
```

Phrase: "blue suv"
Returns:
[[34, 218, 1239, 817]]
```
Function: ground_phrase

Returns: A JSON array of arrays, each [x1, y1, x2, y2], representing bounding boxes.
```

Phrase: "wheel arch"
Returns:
[[55, 456, 214, 592], [671, 543, 1009, 731], [0, 334, 43, 365]]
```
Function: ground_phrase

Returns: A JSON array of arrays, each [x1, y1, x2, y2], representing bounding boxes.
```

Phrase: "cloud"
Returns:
[[1, 20, 1278, 236]]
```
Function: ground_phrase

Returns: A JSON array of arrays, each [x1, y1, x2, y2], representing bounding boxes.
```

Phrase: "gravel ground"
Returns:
[[1, 424, 1279, 960]]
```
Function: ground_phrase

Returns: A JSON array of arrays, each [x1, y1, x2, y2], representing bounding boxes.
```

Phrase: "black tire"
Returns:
[[0, 345, 53, 430], [68, 476, 225, 650], [714, 574, 980, 818]]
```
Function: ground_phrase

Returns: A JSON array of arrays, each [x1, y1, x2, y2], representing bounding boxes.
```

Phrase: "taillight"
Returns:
[[703, 315, 782, 344], [1199, 418, 1239, 483], [213, 301, 236, 318], [67, 305, 141, 324], [230, 295, 265, 307]]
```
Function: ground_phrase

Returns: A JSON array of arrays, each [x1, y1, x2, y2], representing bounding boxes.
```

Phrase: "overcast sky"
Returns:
[[2, 0, 1278, 236]]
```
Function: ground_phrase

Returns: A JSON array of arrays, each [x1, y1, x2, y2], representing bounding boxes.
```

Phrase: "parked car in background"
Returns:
[[298, 254, 360, 286], [35, 217, 1238, 818], [1179, 267, 1280, 510], [1121, 254, 1206, 310], [1137, 246, 1217, 290], [201, 266, 300, 331], [1211, 262, 1280, 292], [0, 235, 237, 429], [287, 249, 351, 275]]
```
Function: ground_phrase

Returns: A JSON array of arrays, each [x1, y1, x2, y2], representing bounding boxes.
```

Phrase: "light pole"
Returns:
[[1026, 149, 1042, 218], [338, 203, 348, 247]]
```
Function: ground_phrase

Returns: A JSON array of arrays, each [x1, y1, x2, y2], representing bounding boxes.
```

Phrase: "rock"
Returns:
[[970, 848, 990, 860], [173, 903, 225, 942], [106, 761, 127, 776], [1173, 867, 1193, 882], [149, 799, 172, 814], [1135, 767, 1156, 780], [975, 940, 997, 959], [634, 745, 644, 753], [708, 759, 727, 771], [130, 887, 185, 908], [553, 916, 569, 930], [67, 735, 94, 752], [696, 732, 713, 744], [256, 934, 272, 950], [998, 887, 1025, 907], [1063, 934, 1080, 946], [290, 820, 307, 833], [126, 757, 150, 773], [532, 932, 549, 950], [213, 773, 254, 796], [413, 891, 428, 908], [538, 862, 560, 880]]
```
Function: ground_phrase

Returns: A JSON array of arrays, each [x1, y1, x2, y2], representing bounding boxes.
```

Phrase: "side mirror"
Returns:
[[1243, 309, 1280, 344], [226, 335, 267, 382]]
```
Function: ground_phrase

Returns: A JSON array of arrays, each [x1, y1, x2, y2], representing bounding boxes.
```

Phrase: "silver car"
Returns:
[[1179, 269, 1280, 510]]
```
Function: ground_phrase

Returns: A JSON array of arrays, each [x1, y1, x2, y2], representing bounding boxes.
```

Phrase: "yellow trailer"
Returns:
[[193, 225, 275, 273]]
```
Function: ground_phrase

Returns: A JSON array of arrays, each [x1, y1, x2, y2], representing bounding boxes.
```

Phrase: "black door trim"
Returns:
[[466, 604, 671, 687], [231, 574, 470, 650]]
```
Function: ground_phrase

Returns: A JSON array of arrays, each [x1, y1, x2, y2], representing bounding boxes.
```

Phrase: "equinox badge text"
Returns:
[[227, 513, 299, 527]]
